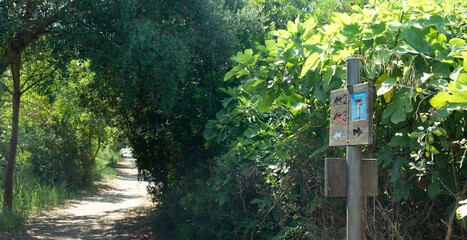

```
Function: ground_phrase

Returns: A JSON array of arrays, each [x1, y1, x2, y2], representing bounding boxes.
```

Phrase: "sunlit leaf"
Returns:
[[457, 200, 467, 219], [244, 128, 259, 138], [300, 52, 320, 78], [377, 77, 396, 96], [287, 21, 297, 33], [387, 22, 404, 31], [224, 66, 240, 81], [430, 73, 467, 110]]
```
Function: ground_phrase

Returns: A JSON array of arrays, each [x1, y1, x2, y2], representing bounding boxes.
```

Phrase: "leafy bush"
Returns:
[[25, 119, 90, 187], [201, 0, 467, 239]]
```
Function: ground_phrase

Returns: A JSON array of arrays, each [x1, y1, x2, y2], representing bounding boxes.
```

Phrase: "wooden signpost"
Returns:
[[329, 82, 373, 146], [325, 55, 377, 240]]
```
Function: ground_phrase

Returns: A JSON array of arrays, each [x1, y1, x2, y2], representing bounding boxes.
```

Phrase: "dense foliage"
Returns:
[[2, 0, 467, 239], [202, 0, 467, 239], [0, 58, 120, 230], [0, 0, 122, 228]]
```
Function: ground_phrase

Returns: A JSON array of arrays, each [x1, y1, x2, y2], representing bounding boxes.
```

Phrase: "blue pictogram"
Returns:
[[350, 91, 366, 121], [332, 130, 342, 139]]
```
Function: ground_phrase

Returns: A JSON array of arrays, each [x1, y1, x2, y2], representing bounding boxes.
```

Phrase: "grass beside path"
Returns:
[[0, 148, 120, 236], [0, 175, 73, 234]]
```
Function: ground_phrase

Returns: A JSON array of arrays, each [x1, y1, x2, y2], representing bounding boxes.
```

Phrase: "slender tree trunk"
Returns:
[[3, 55, 21, 208], [444, 200, 458, 240]]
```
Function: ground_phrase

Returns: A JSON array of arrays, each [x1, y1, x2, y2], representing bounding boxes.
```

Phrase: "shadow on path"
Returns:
[[9, 149, 153, 240]]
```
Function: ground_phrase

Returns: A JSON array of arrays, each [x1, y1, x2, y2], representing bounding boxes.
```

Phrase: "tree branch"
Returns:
[[0, 2, 74, 77], [20, 70, 54, 94], [0, 80, 13, 95], [439, 179, 456, 197], [20, 63, 53, 90], [394, 10, 405, 48], [376, 199, 404, 240], [339, 0, 350, 13]]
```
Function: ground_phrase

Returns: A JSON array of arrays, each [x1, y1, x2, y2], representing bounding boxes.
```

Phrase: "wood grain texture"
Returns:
[[325, 158, 378, 197]]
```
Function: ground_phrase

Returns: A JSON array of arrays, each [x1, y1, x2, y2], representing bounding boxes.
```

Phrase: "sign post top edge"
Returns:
[[346, 55, 362, 60]]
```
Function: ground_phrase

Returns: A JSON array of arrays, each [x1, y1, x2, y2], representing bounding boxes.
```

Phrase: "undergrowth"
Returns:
[[0, 174, 71, 233], [0, 146, 122, 234]]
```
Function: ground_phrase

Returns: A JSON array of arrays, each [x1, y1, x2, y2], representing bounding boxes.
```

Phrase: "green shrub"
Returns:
[[202, 0, 467, 238], [25, 119, 92, 188]]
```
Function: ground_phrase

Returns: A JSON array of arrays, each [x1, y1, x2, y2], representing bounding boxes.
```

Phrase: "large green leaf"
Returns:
[[203, 122, 218, 141], [302, 18, 317, 37], [300, 52, 320, 78], [377, 146, 394, 167], [404, 27, 430, 54], [390, 129, 411, 147], [287, 20, 297, 33], [386, 22, 404, 32], [390, 158, 402, 182], [427, 182, 441, 199], [432, 62, 452, 78], [244, 49, 253, 63], [244, 127, 259, 138], [382, 89, 413, 124], [421, 15, 449, 36], [430, 73, 467, 110], [224, 66, 240, 81], [449, 38, 466, 48], [258, 90, 277, 113], [341, 23, 362, 38], [322, 66, 336, 91]]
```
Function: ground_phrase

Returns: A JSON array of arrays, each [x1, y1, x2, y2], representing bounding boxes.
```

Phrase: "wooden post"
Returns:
[[346, 55, 363, 240]]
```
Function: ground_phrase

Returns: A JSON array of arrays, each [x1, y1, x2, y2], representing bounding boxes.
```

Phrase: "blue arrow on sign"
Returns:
[[332, 130, 342, 139]]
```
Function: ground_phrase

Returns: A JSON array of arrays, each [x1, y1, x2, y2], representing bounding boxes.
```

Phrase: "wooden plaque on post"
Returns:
[[329, 82, 373, 146], [348, 82, 373, 145], [325, 158, 378, 197], [329, 89, 349, 146]]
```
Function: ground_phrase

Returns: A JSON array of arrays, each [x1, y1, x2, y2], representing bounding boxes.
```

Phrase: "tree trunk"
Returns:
[[3, 55, 21, 208], [444, 199, 458, 240]]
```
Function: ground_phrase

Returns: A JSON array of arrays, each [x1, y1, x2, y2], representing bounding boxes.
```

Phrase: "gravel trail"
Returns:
[[9, 149, 154, 240]]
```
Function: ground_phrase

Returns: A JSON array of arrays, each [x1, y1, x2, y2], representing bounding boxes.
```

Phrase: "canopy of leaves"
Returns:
[[53, 0, 265, 193]]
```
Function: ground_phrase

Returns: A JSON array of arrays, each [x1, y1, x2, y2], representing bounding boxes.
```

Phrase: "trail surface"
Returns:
[[10, 149, 154, 240]]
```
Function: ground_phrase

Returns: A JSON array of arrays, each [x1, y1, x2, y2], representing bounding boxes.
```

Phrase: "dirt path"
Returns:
[[10, 149, 154, 240]]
